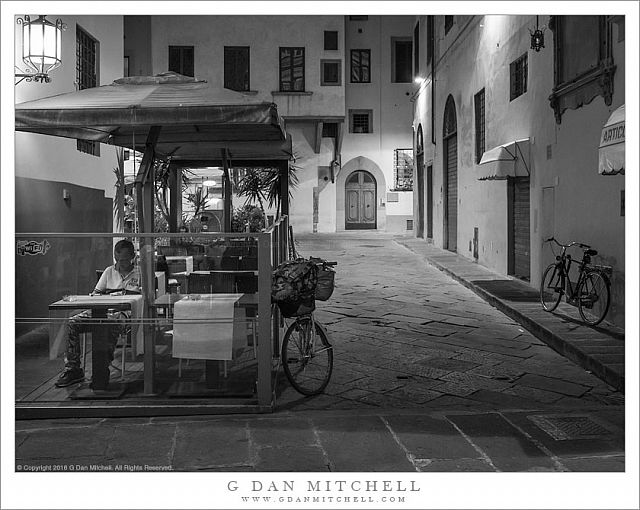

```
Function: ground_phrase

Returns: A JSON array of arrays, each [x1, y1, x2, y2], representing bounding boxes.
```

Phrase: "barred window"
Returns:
[[510, 53, 528, 101], [349, 110, 372, 133], [76, 26, 99, 156], [474, 88, 485, 164], [279, 47, 305, 92], [76, 26, 97, 90], [394, 149, 414, 190], [350, 49, 371, 83]]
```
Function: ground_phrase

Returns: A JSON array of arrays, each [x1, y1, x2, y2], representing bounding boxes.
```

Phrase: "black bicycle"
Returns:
[[280, 258, 336, 396], [540, 237, 612, 326]]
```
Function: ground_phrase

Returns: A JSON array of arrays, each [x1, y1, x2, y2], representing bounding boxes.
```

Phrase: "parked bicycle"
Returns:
[[540, 237, 612, 326], [273, 256, 337, 396]]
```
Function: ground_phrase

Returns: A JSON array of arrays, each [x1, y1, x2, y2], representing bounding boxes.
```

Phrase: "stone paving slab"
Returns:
[[446, 413, 559, 472], [172, 421, 251, 470], [312, 415, 417, 471], [395, 236, 625, 392], [515, 373, 590, 397]]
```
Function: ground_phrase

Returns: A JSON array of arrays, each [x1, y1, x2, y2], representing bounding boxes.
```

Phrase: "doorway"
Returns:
[[345, 170, 377, 230], [508, 177, 531, 280], [416, 158, 425, 237], [426, 164, 433, 239], [416, 126, 425, 238], [443, 95, 458, 252]]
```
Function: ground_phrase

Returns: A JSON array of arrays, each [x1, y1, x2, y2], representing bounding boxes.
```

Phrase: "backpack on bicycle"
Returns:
[[271, 258, 318, 317]]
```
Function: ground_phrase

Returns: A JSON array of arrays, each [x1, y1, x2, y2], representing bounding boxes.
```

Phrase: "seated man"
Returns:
[[55, 239, 141, 387]]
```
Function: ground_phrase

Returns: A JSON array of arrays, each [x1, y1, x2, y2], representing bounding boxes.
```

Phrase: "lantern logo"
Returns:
[[17, 240, 51, 256]]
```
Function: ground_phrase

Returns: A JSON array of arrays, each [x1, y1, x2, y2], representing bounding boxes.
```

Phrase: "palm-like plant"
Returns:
[[265, 161, 300, 219], [237, 169, 270, 214], [236, 158, 299, 219], [112, 148, 126, 232]]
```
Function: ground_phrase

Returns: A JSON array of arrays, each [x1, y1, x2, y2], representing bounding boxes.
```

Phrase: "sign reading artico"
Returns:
[[600, 121, 625, 148], [17, 240, 51, 256]]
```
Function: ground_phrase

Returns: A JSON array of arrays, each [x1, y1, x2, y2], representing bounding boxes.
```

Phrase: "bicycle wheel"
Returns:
[[540, 264, 563, 312], [578, 271, 611, 326], [281, 317, 333, 396]]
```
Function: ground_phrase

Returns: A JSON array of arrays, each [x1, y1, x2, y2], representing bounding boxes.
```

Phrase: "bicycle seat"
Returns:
[[586, 249, 598, 256]]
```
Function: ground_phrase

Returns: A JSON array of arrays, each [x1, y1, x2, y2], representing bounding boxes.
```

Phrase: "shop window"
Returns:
[[474, 88, 485, 163], [510, 53, 528, 101], [224, 46, 250, 91], [349, 109, 372, 133], [392, 39, 412, 83], [168, 46, 194, 77], [549, 16, 615, 123], [321, 60, 341, 86], [350, 49, 371, 83], [445, 16, 454, 34], [279, 47, 305, 92], [324, 31, 338, 50], [393, 148, 413, 191]]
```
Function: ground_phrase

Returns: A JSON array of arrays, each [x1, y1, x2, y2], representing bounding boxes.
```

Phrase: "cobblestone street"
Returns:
[[275, 233, 623, 412]]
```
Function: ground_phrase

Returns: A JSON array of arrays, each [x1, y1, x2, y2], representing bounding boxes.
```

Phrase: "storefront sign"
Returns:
[[600, 121, 625, 148], [17, 239, 51, 256]]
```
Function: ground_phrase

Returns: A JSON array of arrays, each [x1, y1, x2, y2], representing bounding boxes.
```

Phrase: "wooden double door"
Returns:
[[345, 171, 376, 230]]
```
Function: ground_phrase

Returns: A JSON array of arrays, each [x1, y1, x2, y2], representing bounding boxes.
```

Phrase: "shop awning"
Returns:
[[598, 104, 624, 175], [15, 72, 290, 162], [477, 139, 530, 180]]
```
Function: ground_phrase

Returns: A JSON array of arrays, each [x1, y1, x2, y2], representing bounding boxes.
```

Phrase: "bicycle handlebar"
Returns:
[[544, 237, 591, 250], [309, 256, 337, 267]]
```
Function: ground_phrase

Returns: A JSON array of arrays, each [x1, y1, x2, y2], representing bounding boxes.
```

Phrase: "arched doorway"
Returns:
[[443, 95, 458, 252], [345, 170, 377, 229]]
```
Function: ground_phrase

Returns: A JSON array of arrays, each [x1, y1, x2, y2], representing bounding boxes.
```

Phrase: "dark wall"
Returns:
[[15, 177, 113, 332], [16, 177, 113, 233]]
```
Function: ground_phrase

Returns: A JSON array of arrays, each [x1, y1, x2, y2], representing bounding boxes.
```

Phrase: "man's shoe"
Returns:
[[54, 368, 85, 387]]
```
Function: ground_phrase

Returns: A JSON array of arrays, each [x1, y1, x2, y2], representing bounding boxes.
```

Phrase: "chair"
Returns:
[[187, 272, 235, 294]]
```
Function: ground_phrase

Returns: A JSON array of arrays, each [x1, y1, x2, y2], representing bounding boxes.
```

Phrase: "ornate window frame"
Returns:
[[548, 15, 616, 124]]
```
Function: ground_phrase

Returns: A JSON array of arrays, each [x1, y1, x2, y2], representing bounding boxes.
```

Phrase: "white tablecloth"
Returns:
[[171, 294, 247, 361], [49, 295, 144, 360]]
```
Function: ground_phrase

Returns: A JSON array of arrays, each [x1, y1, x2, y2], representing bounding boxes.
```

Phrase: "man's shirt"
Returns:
[[95, 265, 141, 294]]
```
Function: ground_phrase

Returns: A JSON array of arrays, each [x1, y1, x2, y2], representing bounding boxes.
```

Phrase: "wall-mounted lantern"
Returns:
[[15, 15, 65, 84], [529, 15, 545, 52]]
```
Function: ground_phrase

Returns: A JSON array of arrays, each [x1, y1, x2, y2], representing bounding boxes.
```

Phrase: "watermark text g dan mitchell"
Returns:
[[227, 480, 421, 493]]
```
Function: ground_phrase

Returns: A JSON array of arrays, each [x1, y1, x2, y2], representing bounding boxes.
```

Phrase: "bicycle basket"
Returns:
[[315, 265, 335, 301], [278, 297, 316, 318]]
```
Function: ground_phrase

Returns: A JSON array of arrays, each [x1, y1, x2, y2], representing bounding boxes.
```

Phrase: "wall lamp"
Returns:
[[15, 15, 65, 85], [529, 15, 545, 52]]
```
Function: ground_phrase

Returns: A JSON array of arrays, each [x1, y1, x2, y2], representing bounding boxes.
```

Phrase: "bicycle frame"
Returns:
[[545, 239, 598, 304]]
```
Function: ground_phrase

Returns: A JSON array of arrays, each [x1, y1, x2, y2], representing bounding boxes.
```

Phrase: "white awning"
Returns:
[[598, 104, 624, 175], [477, 138, 530, 180]]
